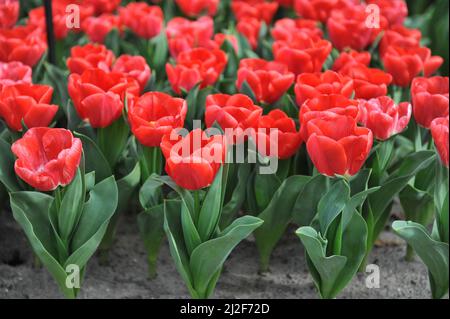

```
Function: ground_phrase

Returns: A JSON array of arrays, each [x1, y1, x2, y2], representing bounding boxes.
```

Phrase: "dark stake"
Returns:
[[44, 0, 56, 64]]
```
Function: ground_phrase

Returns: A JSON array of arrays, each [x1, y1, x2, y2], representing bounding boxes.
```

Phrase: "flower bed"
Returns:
[[0, 0, 448, 300]]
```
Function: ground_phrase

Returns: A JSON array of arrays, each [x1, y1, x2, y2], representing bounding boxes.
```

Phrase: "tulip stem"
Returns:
[[141, 146, 162, 182], [193, 190, 201, 223]]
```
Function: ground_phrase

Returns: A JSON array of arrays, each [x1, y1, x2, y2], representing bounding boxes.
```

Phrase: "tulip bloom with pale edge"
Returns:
[[295, 71, 354, 107], [305, 114, 373, 177], [66, 43, 114, 75], [11, 127, 82, 191], [0, 25, 47, 67], [166, 48, 227, 95], [0, 83, 58, 131], [236, 58, 295, 104], [358, 96, 412, 141], [175, 0, 219, 17], [160, 129, 227, 190], [0, 0, 19, 29], [430, 117, 449, 167], [0, 61, 31, 87], [112, 55, 151, 93], [68, 68, 140, 128], [253, 109, 303, 160], [205, 93, 263, 143], [411, 77, 449, 129], [119, 2, 163, 40], [128, 92, 187, 147]]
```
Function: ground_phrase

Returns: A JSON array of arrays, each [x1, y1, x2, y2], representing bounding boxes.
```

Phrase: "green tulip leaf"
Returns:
[[392, 221, 449, 299], [10, 191, 76, 298], [254, 175, 310, 271], [164, 199, 197, 298], [292, 174, 329, 226], [318, 179, 350, 235], [139, 174, 164, 210], [190, 215, 263, 298], [0, 137, 20, 192], [137, 203, 165, 278], [97, 117, 130, 169], [220, 162, 251, 228], [297, 211, 368, 299], [74, 132, 112, 183], [198, 167, 224, 241], [70, 176, 118, 252], [58, 170, 84, 242]]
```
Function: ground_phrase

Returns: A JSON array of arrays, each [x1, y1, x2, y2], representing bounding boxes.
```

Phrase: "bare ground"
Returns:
[[0, 210, 441, 299]]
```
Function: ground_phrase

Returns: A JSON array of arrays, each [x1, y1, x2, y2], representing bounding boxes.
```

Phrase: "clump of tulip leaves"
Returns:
[[140, 160, 263, 298]]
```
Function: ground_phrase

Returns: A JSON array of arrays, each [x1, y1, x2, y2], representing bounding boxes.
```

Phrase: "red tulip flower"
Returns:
[[275, 0, 294, 7], [66, 43, 115, 75], [299, 94, 359, 140], [166, 48, 227, 95], [27, 5, 70, 40], [68, 68, 140, 128], [272, 18, 323, 42], [161, 128, 227, 190], [327, 6, 387, 51], [430, 117, 449, 168], [166, 17, 214, 59], [82, 14, 123, 44], [339, 64, 392, 100], [0, 83, 58, 132], [0, 61, 32, 87], [236, 17, 261, 50], [273, 32, 332, 76], [0, 25, 47, 67], [84, 0, 121, 15], [383, 46, 444, 87], [332, 50, 371, 73], [119, 2, 164, 40], [128, 92, 187, 148], [205, 93, 263, 142], [295, 71, 354, 107], [305, 113, 373, 177], [252, 109, 303, 159], [11, 127, 82, 192], [411, 77, 449, 128], [358, 96, 412, 141], [175, 0, 219, 17], [112, 55, 151, 93], [231, 0, 279, 24], [366, 0, 408, 26], [213, 33, 239, 53], [0, 0, 19, 29], [379, 25, 421, 58], [294, 0, 358, 23], [236, 58, 295, 104]]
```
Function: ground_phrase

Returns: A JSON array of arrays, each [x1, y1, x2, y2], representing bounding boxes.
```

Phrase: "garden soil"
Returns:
[[0, 210, 444, 299]]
